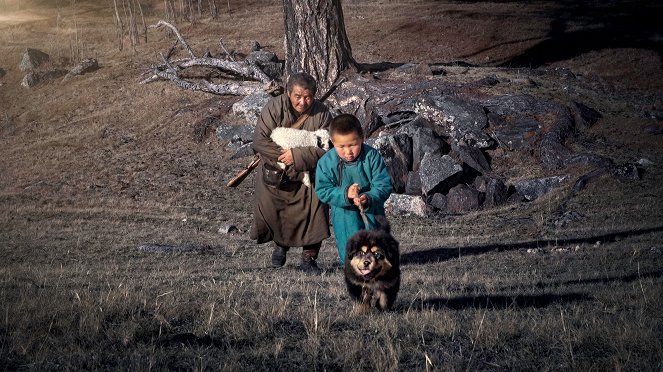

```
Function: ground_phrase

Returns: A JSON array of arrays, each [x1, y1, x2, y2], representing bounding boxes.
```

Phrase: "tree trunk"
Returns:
[[283, 0, 356, 94]]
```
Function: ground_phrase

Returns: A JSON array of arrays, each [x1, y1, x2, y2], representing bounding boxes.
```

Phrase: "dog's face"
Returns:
[[345, 229, 399, 281], [349, 244, 391, 280]]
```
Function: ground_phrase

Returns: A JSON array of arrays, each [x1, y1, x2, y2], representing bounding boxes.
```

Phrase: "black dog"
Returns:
[[344, 217, 400, 312]]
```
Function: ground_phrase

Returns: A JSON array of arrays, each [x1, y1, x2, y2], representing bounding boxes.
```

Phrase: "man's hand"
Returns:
[[278, 149, 294, 166]]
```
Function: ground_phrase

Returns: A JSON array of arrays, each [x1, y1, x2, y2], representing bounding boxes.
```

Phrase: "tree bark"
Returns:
[[283, 0, 356, 94]]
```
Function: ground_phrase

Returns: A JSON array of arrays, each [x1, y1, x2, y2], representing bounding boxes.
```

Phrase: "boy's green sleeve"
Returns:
[[363, 151, 392, 211], [315, 157, 353, 208]]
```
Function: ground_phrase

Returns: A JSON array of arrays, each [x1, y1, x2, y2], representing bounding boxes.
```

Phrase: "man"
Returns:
[[250, 72, 331, 274]]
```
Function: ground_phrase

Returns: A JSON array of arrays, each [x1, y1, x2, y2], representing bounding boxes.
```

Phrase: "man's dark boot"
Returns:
[[301, 244, 322, 275], [271, 244, 289, 268]]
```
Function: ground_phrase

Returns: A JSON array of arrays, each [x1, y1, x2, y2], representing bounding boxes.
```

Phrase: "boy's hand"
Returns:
[[347, 183, 360, 200], [353, 194, 368, 208]]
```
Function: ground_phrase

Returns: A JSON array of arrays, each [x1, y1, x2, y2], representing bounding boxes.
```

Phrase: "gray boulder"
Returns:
[[216, 123, 255, 152], [404, 170, 421, 195], [419, 153, 463, 195], [510, 175, 568, 202], [429, 193, 448, 212], [21, 69, 68, 88], [19, 48, 50, 71], [246, 50, 277, 65], [447, 184, 482, 214], [216, 123, 255, 143], [229, 142, 255, 159], [246, 50, 282, 80], [474, 176, 508, 208], [232, 92, 271, 124], [372, 134, 412, 193], [483, 94, 576, 169], [396, 116, 446, 167], [611, 163, 640, 182], [64, 58, 98, 80], [413, 95, 491, 148], [384, 194, 432, 217], [487, 114, 540, 151], [451, 142, 490, 174]]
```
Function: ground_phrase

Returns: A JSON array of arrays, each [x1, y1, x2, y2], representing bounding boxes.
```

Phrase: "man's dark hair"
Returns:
[[286, 72, 317, 95], [330, 114, 364, 138]]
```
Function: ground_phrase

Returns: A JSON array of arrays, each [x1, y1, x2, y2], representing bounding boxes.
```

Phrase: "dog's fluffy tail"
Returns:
[[375, 215, 391, 234]]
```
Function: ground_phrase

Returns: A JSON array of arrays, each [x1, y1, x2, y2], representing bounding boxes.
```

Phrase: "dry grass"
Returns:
[[1, 0, 662, 370]]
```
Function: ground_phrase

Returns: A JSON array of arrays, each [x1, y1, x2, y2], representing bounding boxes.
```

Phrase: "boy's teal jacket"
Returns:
[[315, 144, 392, 262]]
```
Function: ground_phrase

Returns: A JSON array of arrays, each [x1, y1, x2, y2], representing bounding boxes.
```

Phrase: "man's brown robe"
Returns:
[[249, 93, 331, 247]]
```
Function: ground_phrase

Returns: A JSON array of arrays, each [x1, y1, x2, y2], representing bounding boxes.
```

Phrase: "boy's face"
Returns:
[[332, 132, 362, 162]]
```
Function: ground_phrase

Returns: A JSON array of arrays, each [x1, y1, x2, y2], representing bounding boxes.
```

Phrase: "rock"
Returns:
[[258, 61, 283, 80], [19, 48, 50, 71], [21, 69, 68, 88], [418, 153, 463, 195], [246, 50, 277, 65], [413, 95, 491, 148], [396, 116, 446, 167], [218, 224, 239, 234], [611, 163, 640, 182], [636, 158, 654, 167], [229, 142, 255, 160], [216, 123, 255, 143], [510, 175, 568, 202], [553, 210, 583, 228], [404, 170, 421, 195], [447, 184, 482, 214], [384, 194, 432, 217], [429, 193, 448, 212], [571, 101, 602, 130], [488, 114, 540, 151], [372, 134, 412, 193], [474, 176, 507, 208], [64, 58, 98, 80], [483, 94, 575, 168], [231, 92, 271, 124], [451, 142, 490, 174], [539, 136, 573, 169]]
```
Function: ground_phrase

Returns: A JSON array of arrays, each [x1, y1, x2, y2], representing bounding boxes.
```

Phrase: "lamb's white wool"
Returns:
[[270, 127, 331, 187]]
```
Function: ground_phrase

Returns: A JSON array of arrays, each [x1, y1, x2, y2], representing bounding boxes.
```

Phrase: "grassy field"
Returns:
[[1, 199, 662, 370], [1, 0, 662, 370]]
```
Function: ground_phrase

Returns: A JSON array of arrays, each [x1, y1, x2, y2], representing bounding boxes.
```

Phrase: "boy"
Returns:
[[315, 114, 393, 264]]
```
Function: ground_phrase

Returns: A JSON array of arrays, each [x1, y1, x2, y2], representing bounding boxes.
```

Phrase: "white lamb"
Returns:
[[270, 127, 331, 187]]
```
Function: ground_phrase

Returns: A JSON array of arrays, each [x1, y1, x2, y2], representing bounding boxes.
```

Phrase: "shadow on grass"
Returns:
[[495, 1, 663, 67], [404, 292, 591, 311], [401, 225, 663, 265]]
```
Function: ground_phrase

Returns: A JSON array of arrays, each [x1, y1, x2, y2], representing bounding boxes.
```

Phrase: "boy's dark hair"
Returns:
[[286, 72, 317, 96], [330, 114, 364, 138]]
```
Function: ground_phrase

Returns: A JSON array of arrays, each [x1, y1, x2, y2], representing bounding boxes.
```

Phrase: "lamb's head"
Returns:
[[315, 129, 331, 151]]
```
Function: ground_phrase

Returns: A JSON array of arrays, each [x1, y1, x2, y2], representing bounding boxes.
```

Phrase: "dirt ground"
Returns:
[[1, 0, 662, 370]]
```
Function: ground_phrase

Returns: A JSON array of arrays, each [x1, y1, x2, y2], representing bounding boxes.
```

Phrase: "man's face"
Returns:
[[332, 132, 363, 162], [288, 85, 314, 114]]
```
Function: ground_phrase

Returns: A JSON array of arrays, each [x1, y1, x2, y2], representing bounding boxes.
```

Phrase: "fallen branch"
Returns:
[[143, 20, 278, 95]]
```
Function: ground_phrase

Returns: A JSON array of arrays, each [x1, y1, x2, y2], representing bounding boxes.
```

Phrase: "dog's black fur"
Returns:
[[344, 217, 400, 312]]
